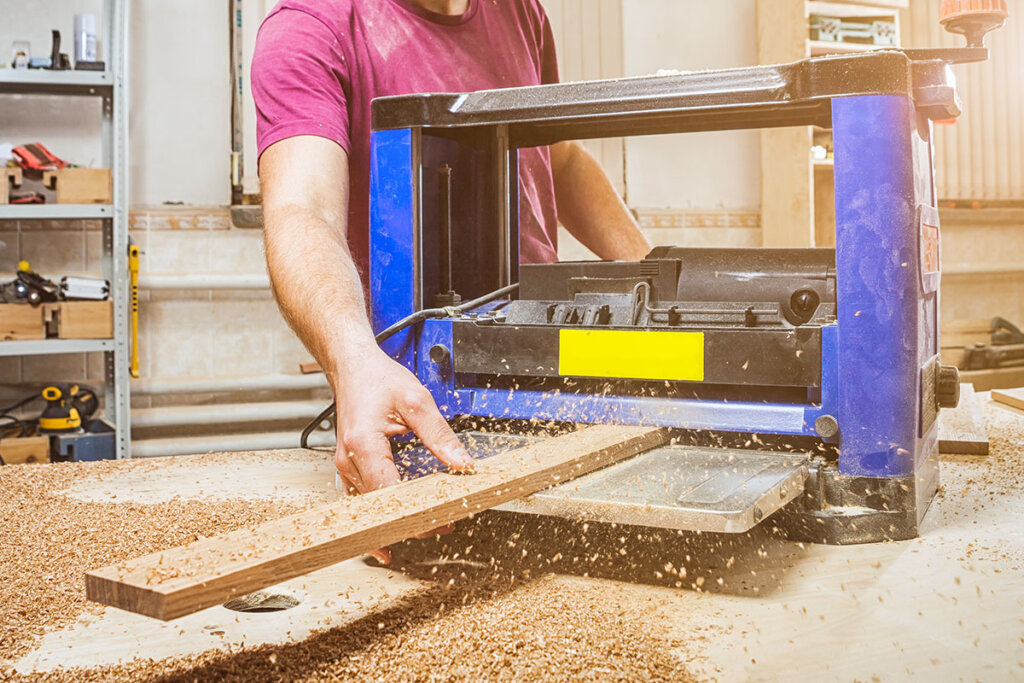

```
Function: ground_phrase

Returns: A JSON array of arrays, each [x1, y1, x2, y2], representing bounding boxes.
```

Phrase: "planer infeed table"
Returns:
[[363, 46, 992, 545]]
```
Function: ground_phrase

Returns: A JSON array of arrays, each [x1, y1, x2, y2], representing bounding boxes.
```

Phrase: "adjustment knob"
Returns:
[[936, 364, 961, 409], [940, 0, 1008, 48]]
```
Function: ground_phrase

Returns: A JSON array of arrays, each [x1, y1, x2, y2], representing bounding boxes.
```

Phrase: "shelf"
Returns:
[[813, 158, 835, 168], [810, 40, 885, 55], [0, 338, 114, 357], [0, 69, 113, 96], [808, 1, 906, 18], [0, 204, 113, 221], [943, 264, 1024, 278]]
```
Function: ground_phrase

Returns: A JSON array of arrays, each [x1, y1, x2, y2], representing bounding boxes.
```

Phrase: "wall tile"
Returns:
[[211, 328, 275, 376], [147, 328, 212, 378], [19, 229, 86, 275], [144, 231, 211, 273], [21, 353, 87, 383]]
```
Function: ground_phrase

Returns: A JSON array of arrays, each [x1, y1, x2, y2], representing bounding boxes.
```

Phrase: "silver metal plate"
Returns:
[[494, 444, 810, 534], [398, 433, 809, 534]]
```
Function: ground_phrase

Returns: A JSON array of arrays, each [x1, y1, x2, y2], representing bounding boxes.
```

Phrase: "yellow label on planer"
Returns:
[[558, 329, 704, 382]]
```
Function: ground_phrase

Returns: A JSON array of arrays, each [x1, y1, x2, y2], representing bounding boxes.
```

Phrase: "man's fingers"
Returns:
[[398, 390, 474, 472], [341, 430, 402, 492], [334, 449, 364, 493]]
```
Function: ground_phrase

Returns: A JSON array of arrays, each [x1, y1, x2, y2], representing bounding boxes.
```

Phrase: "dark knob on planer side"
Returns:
[[936, 364, 961, 409]]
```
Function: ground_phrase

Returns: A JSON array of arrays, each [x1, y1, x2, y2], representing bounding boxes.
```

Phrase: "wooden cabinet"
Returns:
[[756, 0, 907, 247]]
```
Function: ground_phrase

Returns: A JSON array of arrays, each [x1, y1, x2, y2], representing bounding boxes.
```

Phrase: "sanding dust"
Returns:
[[58, 451, 336, 504]]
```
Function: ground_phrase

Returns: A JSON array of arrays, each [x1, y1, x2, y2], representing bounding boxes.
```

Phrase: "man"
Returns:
[[253, 0, 651, 553]]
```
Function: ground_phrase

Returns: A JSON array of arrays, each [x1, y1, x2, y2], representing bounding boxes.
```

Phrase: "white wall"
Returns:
[[621, 0, 760, 212], [130, 1, 232, 206]]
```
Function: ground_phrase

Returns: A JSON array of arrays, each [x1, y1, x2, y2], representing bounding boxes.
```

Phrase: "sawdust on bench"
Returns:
[[0, 451, 701, 682]]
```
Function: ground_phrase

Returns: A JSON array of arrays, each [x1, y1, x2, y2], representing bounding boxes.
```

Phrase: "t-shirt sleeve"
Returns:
[[535, 3, 559, 85], [251, 8, 351, 159]]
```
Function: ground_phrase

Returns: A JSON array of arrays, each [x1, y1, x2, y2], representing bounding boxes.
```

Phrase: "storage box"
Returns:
[[1, 167, 23, 204], [42, 168, 112, 204], [0, 304, 46, 340], [0, 435, 50, 465], [52, 301, 113, 339], [50, 419, 115, 462]]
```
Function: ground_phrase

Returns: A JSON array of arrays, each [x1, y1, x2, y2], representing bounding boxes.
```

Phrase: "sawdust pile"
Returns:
[[0, 454, 699, 682], [0, 455, 311, 662], [13, 575, 693, 682]]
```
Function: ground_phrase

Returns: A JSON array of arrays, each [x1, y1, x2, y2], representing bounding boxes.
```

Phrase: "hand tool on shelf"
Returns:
[[128, 239, 140, 378], [38, 383, 98, 434]]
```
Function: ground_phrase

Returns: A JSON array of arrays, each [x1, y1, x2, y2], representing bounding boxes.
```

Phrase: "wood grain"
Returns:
[[992, 388, 1024, 413], [55, 301, 113, 339], [86, 424, 668, 620], [0, 304, 45, 341], [298, 361, 323, 374], [938, 383, 989, 455], [960, 366, 1024, 392]]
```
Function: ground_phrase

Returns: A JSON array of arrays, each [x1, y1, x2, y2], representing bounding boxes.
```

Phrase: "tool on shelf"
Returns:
[[961, 317, 1024, 370], [2, 262, 109, 304], [46, 30, 70, 71], [128, 240, 140, 378], [1, 261, 59, 305], [38, 383, 98, 434]]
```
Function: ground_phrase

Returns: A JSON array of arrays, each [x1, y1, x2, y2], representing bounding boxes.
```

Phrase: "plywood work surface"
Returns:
[[86, 425, 668, 621], [993, 388, 1024, 413], [2, 400, 1023, 682], [938, 383, 989, 455]]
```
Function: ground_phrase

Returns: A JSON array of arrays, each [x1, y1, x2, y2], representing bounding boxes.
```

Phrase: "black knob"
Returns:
[[814, 414, 840, 439], [788, 289, 820, 326], [936, 364, 960, 409], [429, 344, 450, 365]]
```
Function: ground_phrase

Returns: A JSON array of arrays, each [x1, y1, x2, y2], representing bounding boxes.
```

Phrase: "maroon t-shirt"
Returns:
[[252, 0, 560, 270]]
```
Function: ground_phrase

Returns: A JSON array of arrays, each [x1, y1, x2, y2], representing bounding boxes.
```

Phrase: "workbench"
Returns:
[[1, 395, 1022, 682]]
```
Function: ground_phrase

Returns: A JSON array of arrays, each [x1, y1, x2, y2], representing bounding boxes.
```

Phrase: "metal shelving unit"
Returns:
[[0, 0, 131, 459], [0, 204, 113, 219]]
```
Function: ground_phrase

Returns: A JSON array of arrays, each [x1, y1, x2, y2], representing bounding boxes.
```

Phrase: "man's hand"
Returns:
[[332, 349, 473, 496], [331, 348, 473, 564], [260, 136, 472, 565]]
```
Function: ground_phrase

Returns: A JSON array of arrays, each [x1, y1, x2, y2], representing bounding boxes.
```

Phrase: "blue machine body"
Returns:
[[366, 52, 959, 538]]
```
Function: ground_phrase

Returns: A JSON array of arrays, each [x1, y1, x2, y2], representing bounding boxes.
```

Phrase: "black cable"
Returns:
[[300, 283, 519, 449]]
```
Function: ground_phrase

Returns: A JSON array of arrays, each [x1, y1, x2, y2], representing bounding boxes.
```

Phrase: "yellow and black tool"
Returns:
[[38, 384, 98, 434], [128, 240, 140, 378]]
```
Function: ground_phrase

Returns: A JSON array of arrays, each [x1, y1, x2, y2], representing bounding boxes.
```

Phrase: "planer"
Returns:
[[358, 5, 1005, 545]]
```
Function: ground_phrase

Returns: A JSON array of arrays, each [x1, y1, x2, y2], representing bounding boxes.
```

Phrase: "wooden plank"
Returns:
[[938, 383, 989, 455], [0, 304, 45, 341], [1, 167, 23, 204], [86, 424, 668, 620], [0, 436, 50, 465], [42, 168, 112, 204], [992, 388, 1024, 412], [299, 360, 323, 375], [960, 366, 1024, 392], [55, 301, 113, 339]]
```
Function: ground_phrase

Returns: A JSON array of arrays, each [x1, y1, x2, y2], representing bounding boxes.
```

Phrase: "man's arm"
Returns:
[[260, 136, 473, 547], [550, 141, 651, 261]]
